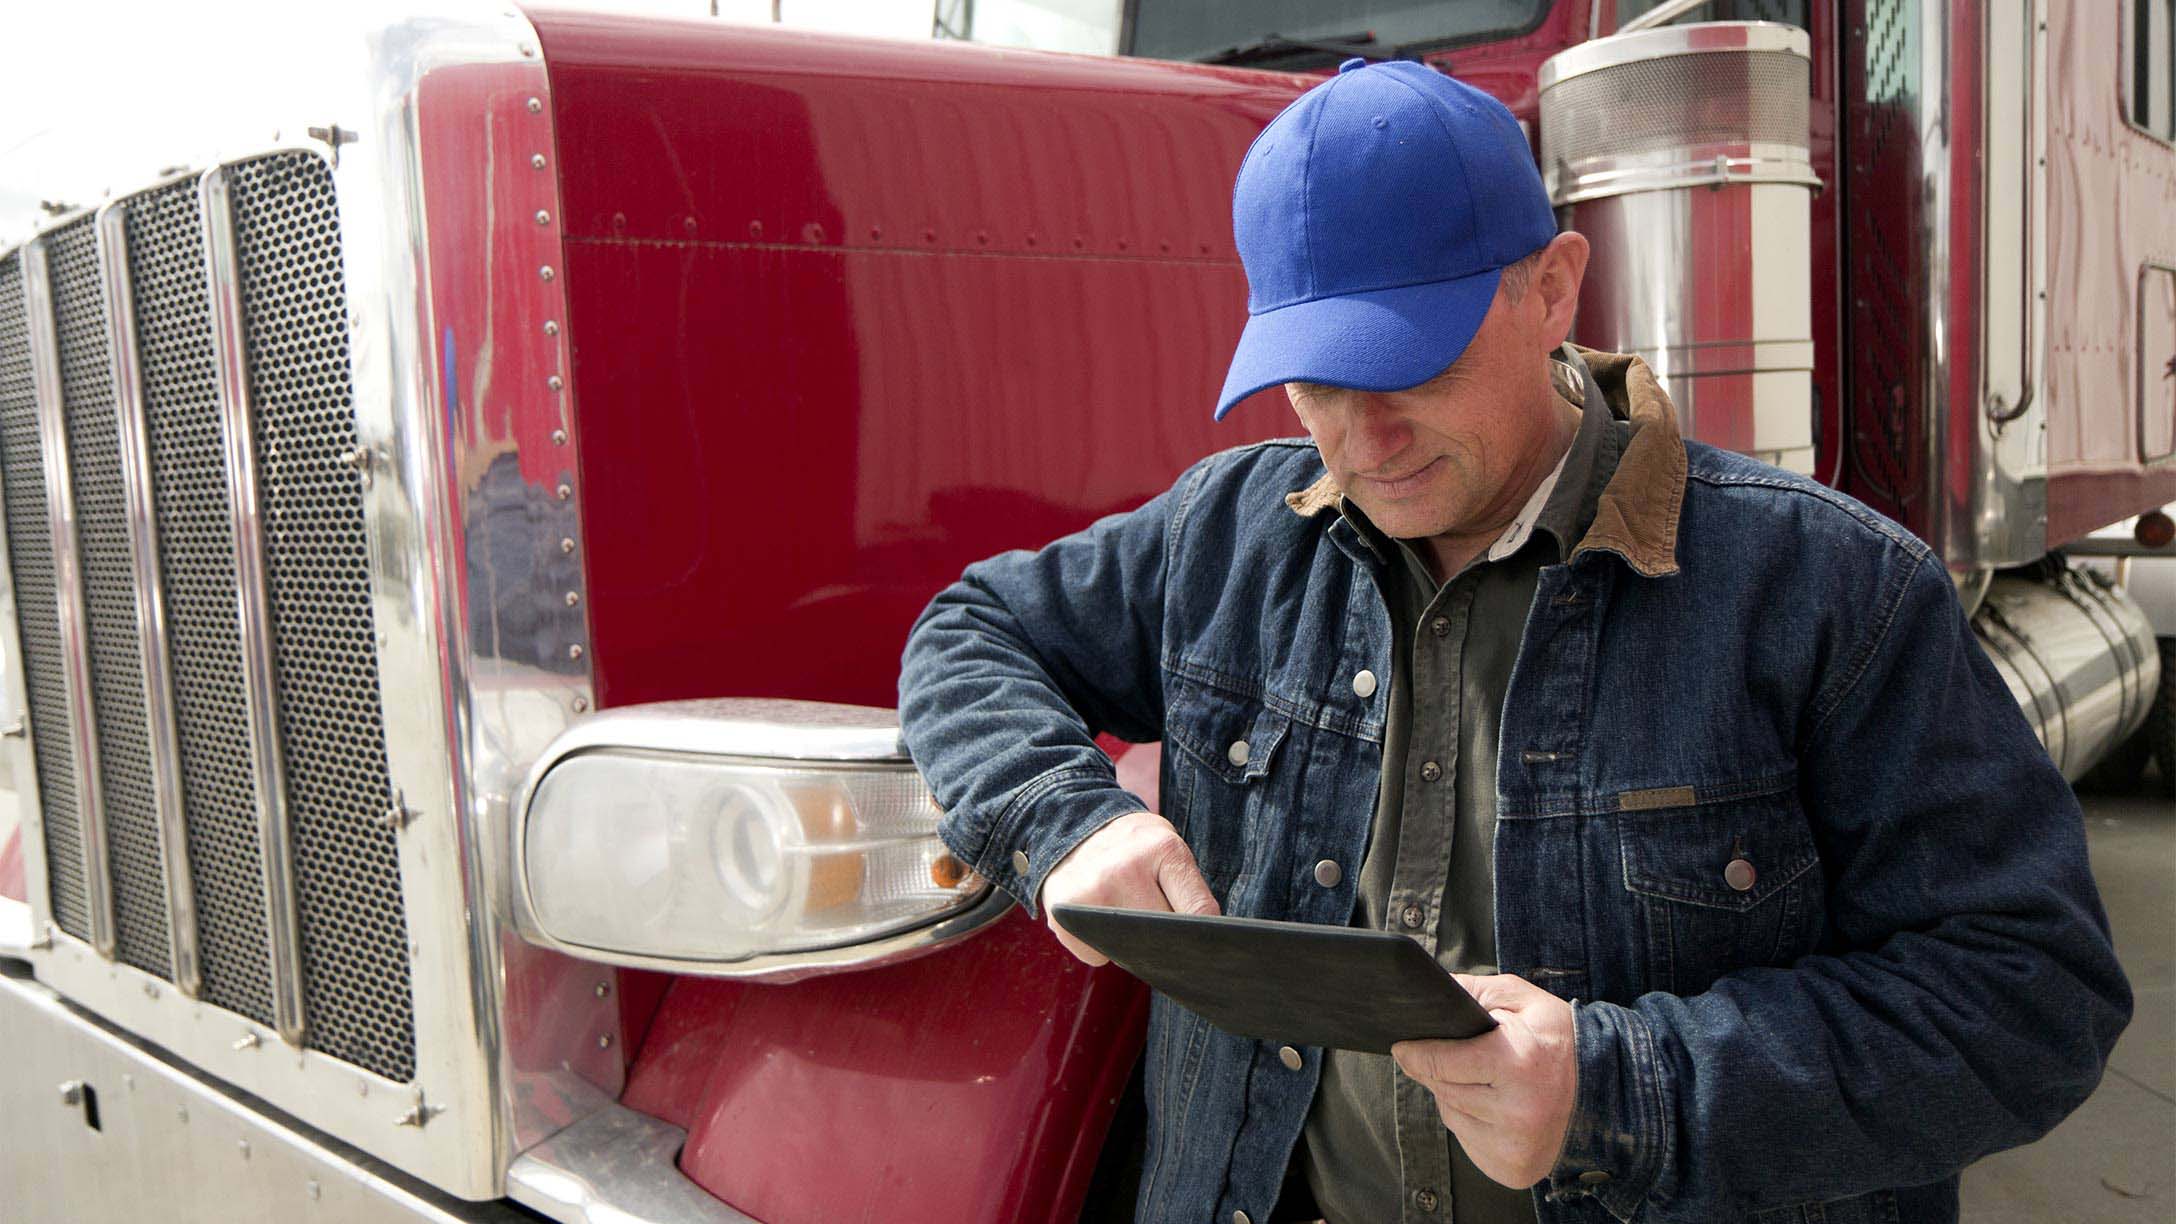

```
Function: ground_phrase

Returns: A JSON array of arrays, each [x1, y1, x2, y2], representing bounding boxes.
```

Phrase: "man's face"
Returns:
[[1284, 242, 1581, 543]]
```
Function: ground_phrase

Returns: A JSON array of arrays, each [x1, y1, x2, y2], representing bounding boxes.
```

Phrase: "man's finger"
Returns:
[[1045, 914, 1111, 966], [1454, 972, 1544, 1014], [1392, 1035, 1508, 1087], [1155, 842, 1222, 916]]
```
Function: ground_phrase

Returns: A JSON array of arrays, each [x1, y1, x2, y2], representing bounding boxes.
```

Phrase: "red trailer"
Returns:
[[0, 2, 2168, 1221]]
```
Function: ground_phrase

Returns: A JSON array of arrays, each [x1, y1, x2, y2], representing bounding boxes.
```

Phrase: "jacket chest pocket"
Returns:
[[1617, 779, 1825, 996], [1161, 672, 1292, 896]]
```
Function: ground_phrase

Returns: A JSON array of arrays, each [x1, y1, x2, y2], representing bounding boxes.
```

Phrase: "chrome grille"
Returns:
[[49, 220, 170, 978], [0, 252, 87, 940], [0, 153, 416, 1082], [127, 183, 275, 1025], [228, 152, 415, 1082]]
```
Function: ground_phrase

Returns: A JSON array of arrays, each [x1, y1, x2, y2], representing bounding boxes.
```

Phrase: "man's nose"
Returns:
[[1344, 394, 1412, 464]]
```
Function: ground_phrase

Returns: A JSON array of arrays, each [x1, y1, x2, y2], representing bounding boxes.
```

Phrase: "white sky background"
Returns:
[[0, 1, 950, 243]]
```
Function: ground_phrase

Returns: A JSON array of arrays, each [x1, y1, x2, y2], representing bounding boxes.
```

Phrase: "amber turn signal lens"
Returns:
[[930, 854, 969, 889]]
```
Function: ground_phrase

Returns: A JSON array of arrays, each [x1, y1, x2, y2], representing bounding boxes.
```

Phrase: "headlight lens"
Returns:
[[523, 751, 982, 963]]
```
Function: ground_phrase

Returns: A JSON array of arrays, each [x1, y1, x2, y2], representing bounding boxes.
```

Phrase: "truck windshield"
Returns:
[[1127, 0, 1548, 67]]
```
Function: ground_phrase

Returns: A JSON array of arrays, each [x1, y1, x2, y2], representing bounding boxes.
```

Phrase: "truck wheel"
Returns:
[[2149, 636, 2176, 799]]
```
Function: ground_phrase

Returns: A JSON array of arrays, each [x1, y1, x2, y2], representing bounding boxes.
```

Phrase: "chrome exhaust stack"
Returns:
[[1540, 21, 1821, 474]]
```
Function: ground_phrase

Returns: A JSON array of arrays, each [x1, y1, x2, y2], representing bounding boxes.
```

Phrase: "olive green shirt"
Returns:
[[1298, 357, 1628, 1224]]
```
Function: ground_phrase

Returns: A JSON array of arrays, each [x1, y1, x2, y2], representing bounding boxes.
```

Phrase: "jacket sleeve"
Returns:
[[1545, 548, 2134, 1221], [897, 458, 1213, 917]]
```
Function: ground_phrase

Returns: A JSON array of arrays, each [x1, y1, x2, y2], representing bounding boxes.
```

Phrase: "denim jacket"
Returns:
[[897, 348, 2131, 1223]]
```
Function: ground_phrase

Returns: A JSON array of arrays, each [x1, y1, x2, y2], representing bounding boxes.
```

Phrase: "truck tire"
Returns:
[[2149, 636, 2176, 798]]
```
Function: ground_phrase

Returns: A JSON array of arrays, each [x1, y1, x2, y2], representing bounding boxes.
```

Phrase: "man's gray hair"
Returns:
[[1497, 248, 1546, 300]]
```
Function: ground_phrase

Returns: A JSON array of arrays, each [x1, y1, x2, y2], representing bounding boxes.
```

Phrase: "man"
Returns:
[[898, 59, 2129, 1223]]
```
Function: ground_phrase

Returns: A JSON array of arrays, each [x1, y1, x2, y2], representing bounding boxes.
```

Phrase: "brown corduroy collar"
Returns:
[[1281, 344, 1685, 578]]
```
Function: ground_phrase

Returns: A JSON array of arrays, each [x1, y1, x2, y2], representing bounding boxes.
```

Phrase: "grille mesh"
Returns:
[[127, 183, 277, 1024], [50, 220, 172, 977], [228, 153, 415, 1082], [1543, 49, 1809, 170], [0, 251, 89, 939]]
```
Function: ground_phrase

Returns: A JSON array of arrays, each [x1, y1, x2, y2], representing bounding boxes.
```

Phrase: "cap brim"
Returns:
[[1214, 266, 1503, 420]]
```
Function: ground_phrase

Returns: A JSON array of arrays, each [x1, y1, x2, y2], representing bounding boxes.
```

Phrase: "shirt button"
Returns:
[[1010, 850, 1030, 876], [1430, 616, 1451, 637], [1401, 903, 1425, 929], [1416, 1188, 1439, 1212], [1419, 759, 1442, 782], [1725, 857, 1757, 892], [1313, 859, 1342, 888], [1278, 1045, 1303, 1070], [1351, 669, 1378, 698], [1232, 1212, 1252, 1224], [1579, 1170, 1612, 1185], [1227, 739, 1250, 767]]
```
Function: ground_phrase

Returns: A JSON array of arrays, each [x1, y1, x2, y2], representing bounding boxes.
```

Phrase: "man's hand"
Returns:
[[1391, 973, 1578, 1189], [1039, 811, 1220, 964]]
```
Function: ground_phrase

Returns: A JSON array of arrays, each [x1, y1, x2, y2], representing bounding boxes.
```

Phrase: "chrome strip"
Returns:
[[22, 239, 116, 957], [197, 166, 304, 1046], [93, 201, 201, 998], [506, 1105, 759, 1224], [0, 254, 54, 952]]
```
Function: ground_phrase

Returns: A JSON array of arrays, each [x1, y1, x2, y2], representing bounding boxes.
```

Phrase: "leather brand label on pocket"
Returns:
[[1617, 785, 1697, 811]]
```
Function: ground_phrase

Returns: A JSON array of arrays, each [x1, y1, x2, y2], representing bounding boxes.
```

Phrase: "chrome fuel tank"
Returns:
[[1974, 566, 2161, 781]]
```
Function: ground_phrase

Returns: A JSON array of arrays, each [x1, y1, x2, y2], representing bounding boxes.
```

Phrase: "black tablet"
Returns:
[[1052, 903, 1497, 1053]]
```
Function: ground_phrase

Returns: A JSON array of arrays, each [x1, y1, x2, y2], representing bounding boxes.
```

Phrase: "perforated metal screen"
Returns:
[[6, 155, 421, 1085], [0, 252, 88, 941], [49, 219, 171, 978], [126, 183, 276, 1025], [228, 152, 416, 1083], [1542, 49, 1809, 169]]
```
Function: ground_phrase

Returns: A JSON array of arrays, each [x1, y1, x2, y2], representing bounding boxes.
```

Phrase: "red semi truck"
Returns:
[[0, 2, 2170, 1221]]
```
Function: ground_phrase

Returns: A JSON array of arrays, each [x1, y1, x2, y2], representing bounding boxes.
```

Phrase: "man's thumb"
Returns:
[[1157, 845, 1221, 917]]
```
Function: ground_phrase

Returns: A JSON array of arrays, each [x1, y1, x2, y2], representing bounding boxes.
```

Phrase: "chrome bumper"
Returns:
[[0, 962, 757, 1223], [0, 963, 517, 1222]]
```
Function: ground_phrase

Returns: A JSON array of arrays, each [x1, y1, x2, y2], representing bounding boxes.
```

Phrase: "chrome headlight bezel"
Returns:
[[511, 697, 1010, 983]]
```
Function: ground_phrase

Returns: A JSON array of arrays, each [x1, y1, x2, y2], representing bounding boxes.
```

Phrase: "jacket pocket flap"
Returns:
[[1619, 782, 1818, 912], [1163, 673, 1290, 785]]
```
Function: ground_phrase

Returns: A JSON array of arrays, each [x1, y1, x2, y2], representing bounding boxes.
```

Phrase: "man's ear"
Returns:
[[1533, 231, 1589, 351]]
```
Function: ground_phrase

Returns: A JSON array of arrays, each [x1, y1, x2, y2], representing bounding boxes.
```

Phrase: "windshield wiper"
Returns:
[[1199, 30, 1399, 67]]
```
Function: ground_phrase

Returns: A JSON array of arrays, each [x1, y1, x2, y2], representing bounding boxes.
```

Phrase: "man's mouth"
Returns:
[[1359, 455, 1444, 498]]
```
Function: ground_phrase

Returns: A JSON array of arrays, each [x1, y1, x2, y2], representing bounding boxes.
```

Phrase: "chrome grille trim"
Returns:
[[22, 239, 116, 958], [96, 200, 202, 997], [125, 178, 275, 1026], [50, 215, 172, 979], [198, 167, 306, 1045], [0, 249, 56, 949]]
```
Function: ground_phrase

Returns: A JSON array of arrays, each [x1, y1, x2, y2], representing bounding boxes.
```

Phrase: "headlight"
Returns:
[[514, 699, 1007, 979]]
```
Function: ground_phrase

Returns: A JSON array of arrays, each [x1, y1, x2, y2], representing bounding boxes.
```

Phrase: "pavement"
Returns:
[[1960, 786, 2175, 1221]]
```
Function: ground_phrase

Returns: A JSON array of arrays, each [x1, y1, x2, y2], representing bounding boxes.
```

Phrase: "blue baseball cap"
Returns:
[[1215, 58, 1557, 419]]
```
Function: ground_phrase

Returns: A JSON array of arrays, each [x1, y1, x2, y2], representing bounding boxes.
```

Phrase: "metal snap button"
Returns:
[[1278, 1045, 1302, 1070], [1227, 739, 1250, 767], [1578, 1170, 1611, 1185], [1415, 1188, 1439, 1212], [1010, 850, 1030, 876], [1352, 669, 1378, 698], [1314, 860, 1342, 888], [1419, 760, 1442, 782], [1724, 857, 1757, 892], [1430, 616, 1451, 638], [1401, 903, 1425, 929]]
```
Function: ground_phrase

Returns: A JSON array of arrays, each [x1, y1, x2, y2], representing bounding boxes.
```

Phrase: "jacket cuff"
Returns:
[[1544, 1000, 1669, 1222], [937, 765, 1147, 919]]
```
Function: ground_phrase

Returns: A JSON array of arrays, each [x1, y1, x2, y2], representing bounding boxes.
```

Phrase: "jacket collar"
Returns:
[[1282, 343, 1685, 578]]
